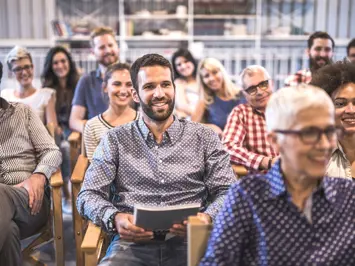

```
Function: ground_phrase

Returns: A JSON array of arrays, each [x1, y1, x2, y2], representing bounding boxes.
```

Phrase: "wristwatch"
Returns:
[[107, 212, 118, 233]]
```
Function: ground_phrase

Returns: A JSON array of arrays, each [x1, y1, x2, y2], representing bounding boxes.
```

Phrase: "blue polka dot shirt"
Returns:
[[200, 161, 355, 266]]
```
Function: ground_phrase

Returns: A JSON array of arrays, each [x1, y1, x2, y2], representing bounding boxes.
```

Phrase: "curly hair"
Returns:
[[310, 61, 355, 97], [171, 48, 197, 80], [130, 53, 175, 92]]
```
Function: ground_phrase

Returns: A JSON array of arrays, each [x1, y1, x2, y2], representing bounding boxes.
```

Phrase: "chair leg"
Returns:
[[52, 186, 64, 266], [72, 182, 85, 266], [22, 229, 53, 258]]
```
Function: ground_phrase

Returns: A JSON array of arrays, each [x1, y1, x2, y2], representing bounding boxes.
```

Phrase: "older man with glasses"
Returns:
[[223, 65, 278, 172]]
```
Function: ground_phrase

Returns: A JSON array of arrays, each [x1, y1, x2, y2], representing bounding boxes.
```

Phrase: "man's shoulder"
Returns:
[[231, 173, 271, 198], [325, 176, 355, 193], [182, 119, 217, 136]]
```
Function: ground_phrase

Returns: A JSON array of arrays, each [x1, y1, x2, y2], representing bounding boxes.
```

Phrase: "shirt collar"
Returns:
[[137, 115, 181, 145], [265, 159, 344, 212], [95, 68, 103, 80], [0, 97, 10, 110], [331, 141, 347, 160]]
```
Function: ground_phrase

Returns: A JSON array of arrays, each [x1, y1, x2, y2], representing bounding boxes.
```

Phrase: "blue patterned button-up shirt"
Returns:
[[77, 116, 236, 231], [200, 161, 355, 266]]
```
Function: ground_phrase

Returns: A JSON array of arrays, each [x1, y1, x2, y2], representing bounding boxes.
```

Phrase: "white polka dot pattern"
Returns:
[[77, 117, 236, 231], [200, 161, 355, 265]]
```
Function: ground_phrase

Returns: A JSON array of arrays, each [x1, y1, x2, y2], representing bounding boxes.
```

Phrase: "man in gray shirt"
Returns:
[[77, 54, 236, 266], [0, 61, 62, 265]]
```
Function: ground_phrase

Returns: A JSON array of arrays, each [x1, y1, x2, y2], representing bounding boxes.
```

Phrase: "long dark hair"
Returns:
[[171, 48, 198, 80], [41, 46, 80, 114]]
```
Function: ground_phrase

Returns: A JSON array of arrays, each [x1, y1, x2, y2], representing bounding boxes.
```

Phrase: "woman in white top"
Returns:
[[171, 48, 199, 119], [311, 61, 355, 179], [84, 63, 139, 161], [2, 46, 57, 126]]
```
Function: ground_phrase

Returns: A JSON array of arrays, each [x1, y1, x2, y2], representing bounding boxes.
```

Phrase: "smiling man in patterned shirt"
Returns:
[[77, 53, 236, 266], [0, 61, 62, 265]]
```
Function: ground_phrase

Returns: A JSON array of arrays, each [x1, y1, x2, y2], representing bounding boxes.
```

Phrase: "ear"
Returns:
[[267, 131, 281, 154], [131, 89, 140, 104], [305, 48, 310, 56], [102, 82, 108, 93]]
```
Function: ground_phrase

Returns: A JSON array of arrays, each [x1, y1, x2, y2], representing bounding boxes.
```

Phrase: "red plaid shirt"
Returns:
[[284, 68, 312, 86], [222, 103, 278, 170]]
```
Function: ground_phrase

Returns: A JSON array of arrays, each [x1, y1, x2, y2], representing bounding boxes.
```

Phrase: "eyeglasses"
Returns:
[[12, 64, 33, 73], [274, 126, 344, 145], [244, 80, 269, 96]]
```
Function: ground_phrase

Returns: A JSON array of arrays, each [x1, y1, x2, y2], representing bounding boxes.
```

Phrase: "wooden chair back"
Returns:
[[188, 216, 212, 266]]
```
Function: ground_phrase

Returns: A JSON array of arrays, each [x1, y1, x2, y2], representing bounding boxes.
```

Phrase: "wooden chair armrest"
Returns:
[[81, 222, 103, 253], [232, 164, 248, 177], [50, 170, 64, 187], [71, 155, 89, 184], [68, 132, 81, 144]]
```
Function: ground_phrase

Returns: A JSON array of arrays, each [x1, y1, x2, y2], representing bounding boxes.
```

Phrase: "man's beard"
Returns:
[[99, 53, 119, 67], [140, 96, 175, 122], [309, 56, 332, 72]]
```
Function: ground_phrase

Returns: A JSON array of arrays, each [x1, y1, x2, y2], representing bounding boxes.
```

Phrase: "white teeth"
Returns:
[[154, 102, 166, 107]]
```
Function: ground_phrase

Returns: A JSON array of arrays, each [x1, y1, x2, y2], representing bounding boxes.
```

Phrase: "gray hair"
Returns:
[[265, 84, 334, 132], [5, 46, 32, 70], [239, 65, 271, 89]]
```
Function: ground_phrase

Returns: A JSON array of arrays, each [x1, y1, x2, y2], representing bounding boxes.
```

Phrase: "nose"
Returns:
[[153, 85, 165, 98], [320, 49, 328, 57], [345, 102, 355, 113]]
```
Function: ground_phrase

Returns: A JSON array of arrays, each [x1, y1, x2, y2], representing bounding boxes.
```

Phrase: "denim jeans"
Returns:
[[99, 235, 187, 266]]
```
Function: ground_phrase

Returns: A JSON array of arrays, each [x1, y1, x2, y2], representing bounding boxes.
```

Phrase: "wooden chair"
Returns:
[[68, 131, 82, 174], [71, 154, 89, 266], [232, 164, 248, 178], [22, 122, 64, 265], [81, 222, 106, 266], [187, 216, 212, 266]]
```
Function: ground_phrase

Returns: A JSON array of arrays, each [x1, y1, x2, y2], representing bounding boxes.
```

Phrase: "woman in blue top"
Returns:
[[192, 57, 244, 136]]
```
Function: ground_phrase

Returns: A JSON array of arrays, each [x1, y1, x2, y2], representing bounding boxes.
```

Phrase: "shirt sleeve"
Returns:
[[72, 74, 89, 108], [222, 108, 265, 170], [202, 127, 237, 220], [83, 119, 98, 162], [26, 106, 62, 179], [77, 130, 122, 231], [199, 183, 249, 266]]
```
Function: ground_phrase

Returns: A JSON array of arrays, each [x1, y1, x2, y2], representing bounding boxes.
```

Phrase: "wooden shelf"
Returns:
[[125, 14, 189, 20], [0, 38, 52, 47], [193, 14, 256, 19], [125, 36, 190, 41]]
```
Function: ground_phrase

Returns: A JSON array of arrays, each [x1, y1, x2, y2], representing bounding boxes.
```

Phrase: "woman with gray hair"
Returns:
[[1, 46, 57, 126], [200, 85, 355, 265]]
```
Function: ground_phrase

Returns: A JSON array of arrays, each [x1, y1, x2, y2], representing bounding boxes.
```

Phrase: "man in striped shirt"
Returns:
[[0, 61, 62, 265], [223, 65, 279, 172]]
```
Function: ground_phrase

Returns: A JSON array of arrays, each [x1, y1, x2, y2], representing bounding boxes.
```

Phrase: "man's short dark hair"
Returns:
[[308, 31, 335, 50], [310, 61, 355, 96], [130, 53, 175, 92], [0, 61, 3, 83], [347, 38, 355, 56]]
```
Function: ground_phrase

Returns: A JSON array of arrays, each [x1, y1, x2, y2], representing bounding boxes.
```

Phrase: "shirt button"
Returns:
[[155, 146, 159, 149], [159, 159, 162, 163], [161, 179, 165, 184]]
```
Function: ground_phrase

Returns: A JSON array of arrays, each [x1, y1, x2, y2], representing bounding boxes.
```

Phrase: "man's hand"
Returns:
[[114, 213, 153, 242], [170, 212, 212, 238], [14, 173, 46, 215]]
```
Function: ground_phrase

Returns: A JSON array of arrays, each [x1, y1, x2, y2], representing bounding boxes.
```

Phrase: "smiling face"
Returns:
[[93, 34, 119, 67], [174, 56, 195, 78], [275, 106, 336, 180], [332, 83, 355, 134], [308, 38, 333, 70], [132, 65, 175, 122], [200, 66, 224, 92], [52, 52, 70, 79], [242, 70, 273, 110], [105, 69, 133, 108], [11, 57, 34, 88]]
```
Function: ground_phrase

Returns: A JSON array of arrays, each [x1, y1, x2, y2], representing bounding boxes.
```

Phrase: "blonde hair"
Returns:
[[90, 26, 116, 48], [197, 57, 241, 106], [6, 46, 32, 70]]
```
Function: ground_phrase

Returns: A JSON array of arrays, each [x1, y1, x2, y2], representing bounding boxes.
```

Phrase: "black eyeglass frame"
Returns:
[[12, 64, 33, 74], [274, 126, 344, 145], [243, 80, 270, 96]]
